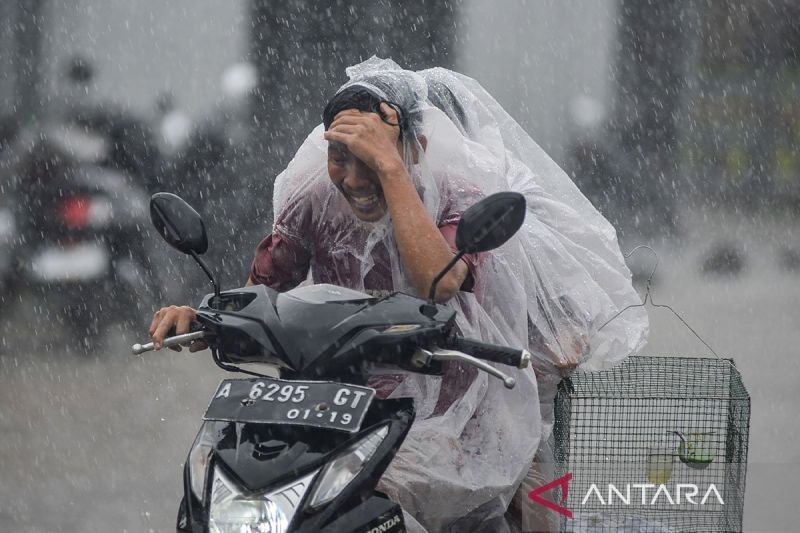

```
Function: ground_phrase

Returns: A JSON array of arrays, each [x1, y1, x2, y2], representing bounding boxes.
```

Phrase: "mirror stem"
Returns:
[[428, 250, 465, 303], [190, 250, 221, 308]]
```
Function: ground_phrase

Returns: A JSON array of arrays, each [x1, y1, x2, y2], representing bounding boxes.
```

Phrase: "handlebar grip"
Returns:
[[448, 337, 531, 369], [132, 321, 207, 355], [132, 330, 207, 355], [165, 321, 204, 338]]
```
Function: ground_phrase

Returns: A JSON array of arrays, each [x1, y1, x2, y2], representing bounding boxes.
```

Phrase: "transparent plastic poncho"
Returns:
[[421, 67, 649, 468], [269, 58, 647, 531]]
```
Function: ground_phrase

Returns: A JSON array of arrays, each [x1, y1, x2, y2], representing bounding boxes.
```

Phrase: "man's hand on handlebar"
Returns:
[[149, 305, 206, 352]]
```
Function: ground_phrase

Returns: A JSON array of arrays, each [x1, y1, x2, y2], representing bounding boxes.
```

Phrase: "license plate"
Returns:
[[28, 242, 109, 282], [204, 378, 375, 433]]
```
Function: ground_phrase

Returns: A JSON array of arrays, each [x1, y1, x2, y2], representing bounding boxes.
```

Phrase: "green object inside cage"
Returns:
[[552, 356, 750, 532]]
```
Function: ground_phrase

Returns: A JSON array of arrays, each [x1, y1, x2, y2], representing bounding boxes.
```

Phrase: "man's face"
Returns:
[[329, 103, 410, 221], [327, 140, 388, 222]]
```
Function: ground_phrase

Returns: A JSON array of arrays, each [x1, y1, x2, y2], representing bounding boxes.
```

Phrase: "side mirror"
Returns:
[[150, 192, 220, 306], [150, 192, 208, 255], [455, 191, 526, 254], [427, 191, 526, 304]]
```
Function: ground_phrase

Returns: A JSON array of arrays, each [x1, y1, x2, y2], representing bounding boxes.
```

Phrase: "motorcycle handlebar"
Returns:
[[416, 348, 518, 389], [447, 337, 531, 369], [132, 330, 207, 355]]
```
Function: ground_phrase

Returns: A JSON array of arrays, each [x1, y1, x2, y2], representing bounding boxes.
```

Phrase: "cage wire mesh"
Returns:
[[552, 355, 750, 532]]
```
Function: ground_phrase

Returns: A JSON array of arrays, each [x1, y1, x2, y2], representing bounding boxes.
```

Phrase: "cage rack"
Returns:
[[552, 355, 750, 532]]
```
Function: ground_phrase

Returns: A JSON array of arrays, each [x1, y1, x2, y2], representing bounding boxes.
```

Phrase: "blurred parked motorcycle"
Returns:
[[1, 122, 161, 347]]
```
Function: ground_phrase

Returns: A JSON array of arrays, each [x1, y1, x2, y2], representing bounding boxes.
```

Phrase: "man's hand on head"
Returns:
[[323, 103, 405, 176], [324, 102, 462, 302]]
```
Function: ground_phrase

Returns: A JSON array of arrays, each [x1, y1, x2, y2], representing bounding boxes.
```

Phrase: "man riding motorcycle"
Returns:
[[151, 58, 646, 532]]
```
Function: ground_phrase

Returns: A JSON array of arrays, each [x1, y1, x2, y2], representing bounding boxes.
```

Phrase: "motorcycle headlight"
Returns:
[[209, 467, 317, 533], [188, 424, 216, 501], [307, 425, 389, 510]]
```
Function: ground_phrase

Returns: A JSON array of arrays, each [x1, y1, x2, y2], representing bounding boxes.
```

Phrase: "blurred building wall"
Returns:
[[458, 0, 619, 161], [0, 2, 17, 112], [38, 0, 248, 119], [1, 0, 46, 120], [248, 0, 460, 178], [21, 0, 619, 162]]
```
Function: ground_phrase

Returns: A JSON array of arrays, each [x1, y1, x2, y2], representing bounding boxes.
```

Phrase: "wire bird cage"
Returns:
[[552, 356, 750, 532]]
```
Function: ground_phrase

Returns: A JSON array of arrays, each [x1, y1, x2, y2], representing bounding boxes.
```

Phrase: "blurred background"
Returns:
[[0, 0, 798, 531]]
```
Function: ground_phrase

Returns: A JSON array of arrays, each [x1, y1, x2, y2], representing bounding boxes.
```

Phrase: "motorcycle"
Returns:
[[7, 123, 159, 343], [134, 191, 531, 532]]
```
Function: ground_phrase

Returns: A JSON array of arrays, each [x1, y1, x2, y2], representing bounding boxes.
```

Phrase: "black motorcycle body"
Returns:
[[175, 283, 459, 532], [141, 191, 529, 532]]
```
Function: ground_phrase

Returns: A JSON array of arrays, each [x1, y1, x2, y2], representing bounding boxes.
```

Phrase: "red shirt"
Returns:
[[250, 221, 479, 294], [249, 178, 485, 414]]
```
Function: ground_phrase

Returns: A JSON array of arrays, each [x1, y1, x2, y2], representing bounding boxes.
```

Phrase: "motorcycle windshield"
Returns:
[[282, 283, 375, 304]]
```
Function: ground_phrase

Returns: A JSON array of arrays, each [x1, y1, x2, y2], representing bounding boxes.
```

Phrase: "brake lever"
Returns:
[[414, 348, 517, 389]]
